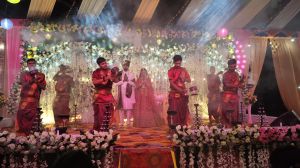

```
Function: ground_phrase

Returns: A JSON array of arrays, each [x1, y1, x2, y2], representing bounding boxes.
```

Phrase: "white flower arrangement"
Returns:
[[0, 130, 119, 168], [173, 124, 300, 167]]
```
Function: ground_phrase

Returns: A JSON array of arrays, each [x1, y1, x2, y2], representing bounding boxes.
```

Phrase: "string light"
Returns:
[[167, 0, 191, 26], [0, 18, 13, 30]]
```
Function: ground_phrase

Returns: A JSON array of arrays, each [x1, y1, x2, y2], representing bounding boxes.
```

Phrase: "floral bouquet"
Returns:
[[243, 92, 257, 105]]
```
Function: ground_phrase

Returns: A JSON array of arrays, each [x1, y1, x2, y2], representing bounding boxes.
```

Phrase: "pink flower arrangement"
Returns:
[[258, 125, 300, 144]]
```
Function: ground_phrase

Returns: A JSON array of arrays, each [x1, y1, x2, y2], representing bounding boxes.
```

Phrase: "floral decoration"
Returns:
[[243, 92, 257, 106], [0, 129, 119, 168], [173, 125, 300, 167], [27, 22, 203, 39]]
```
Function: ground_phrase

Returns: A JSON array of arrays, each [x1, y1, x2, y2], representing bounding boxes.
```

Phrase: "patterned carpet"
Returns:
[[114, 126, 173, 148], [112, 126, 176, 168]]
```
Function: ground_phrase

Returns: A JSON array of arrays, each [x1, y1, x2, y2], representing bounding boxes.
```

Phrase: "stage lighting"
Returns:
[[0, 43, 4, 50], [6, 0, 21, 4], [0, 18, 13, 30]]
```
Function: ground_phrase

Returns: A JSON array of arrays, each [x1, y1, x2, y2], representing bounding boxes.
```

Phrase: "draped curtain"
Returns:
[[132, 0, 159, 24], [77, 0, 107, 16], [248, 37, 268, 93], [271, 38, 300, 116], [27, 0, 56, 18], [6, 20, 23, 94]]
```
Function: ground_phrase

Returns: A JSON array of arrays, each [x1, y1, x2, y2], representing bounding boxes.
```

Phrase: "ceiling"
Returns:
[[0, 0, 299, 31]]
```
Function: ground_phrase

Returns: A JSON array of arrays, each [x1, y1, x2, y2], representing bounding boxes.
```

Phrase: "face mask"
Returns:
[[29, 66, 36, 72]]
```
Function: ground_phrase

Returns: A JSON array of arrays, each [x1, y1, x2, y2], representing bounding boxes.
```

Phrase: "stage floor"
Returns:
[[68, 124, 176, 168], [112, 126, 176, 168]]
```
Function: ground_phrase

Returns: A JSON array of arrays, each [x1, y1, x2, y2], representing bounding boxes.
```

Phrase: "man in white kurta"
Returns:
[[116, 60, 136, 126]]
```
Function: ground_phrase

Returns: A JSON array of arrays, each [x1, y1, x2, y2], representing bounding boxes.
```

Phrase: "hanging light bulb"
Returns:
[[7, 0, 21, 4], [1, 18, 13, 30]]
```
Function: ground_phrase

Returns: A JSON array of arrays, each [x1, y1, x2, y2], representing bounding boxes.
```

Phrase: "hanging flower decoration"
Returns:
[[204, 35, 236, 72], [15, 39, 201, 123], [204, 34, 247, 73], [27, 22, 203, 40]]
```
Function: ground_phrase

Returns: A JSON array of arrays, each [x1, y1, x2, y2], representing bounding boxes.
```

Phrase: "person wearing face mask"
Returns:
[[17, 58, 46, 135]]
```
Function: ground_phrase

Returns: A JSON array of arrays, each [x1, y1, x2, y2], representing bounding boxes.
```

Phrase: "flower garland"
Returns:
[[27, 22, 204, 39], [0, 129, 119, 167]]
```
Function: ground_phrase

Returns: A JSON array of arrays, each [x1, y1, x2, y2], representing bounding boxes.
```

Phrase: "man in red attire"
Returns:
[[17, 58, 46, 134], [168, 55, 191, 126], [92, 57, 118, 131], [222, 59, 244, 127]]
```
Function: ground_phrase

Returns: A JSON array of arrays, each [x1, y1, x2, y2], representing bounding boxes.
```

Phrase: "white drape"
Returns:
[[249, 37, 268, 93], [271, 38, 300, 116]]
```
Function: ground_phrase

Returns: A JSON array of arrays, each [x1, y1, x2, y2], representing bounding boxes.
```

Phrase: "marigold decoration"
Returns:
[[0, 93, 7, 108], [241, 85, 257, 106], [243, 93, 257, 105]]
